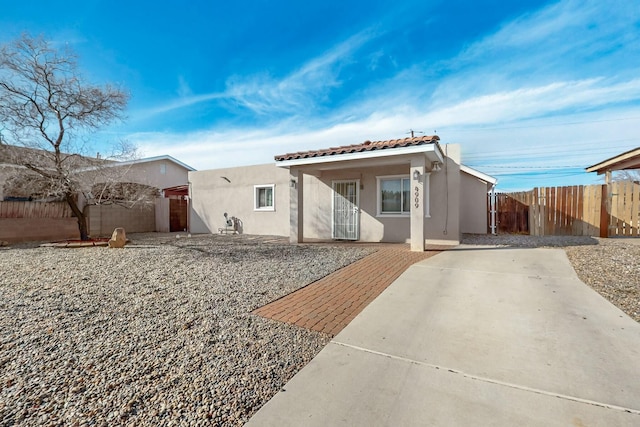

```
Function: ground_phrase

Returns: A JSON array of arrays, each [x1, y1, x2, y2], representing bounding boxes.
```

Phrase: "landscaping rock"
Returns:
[[108, 227, 127, 248]]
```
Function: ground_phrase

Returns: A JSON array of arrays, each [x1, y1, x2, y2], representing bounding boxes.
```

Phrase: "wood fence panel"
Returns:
[[532, 187, 541, 236], [622, 181, 632, 236], [495, 192, 531, 233], [624, 181, 635, 236], [574, 186, 583, 235], [494, 182, 640, 238], [0, 201, 73, 218], [611, 181, 622, 236], [550, 187, 555, 233], [608, 181, 640, 237], [631, 182, 640, 237], [500, 184, 612, 237], [559, 186, 565, 233], [610, 181, 620, 236], [581, 185, 601, 237]]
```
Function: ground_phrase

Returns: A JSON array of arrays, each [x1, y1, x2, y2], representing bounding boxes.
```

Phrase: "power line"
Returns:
[[439, 116, 640, 132]]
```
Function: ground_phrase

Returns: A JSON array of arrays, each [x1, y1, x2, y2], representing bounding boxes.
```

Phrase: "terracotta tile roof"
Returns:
[[274, 135, 440, 162]]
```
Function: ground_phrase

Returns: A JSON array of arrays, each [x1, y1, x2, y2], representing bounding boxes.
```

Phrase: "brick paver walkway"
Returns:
[[252, 245, 445, 336]]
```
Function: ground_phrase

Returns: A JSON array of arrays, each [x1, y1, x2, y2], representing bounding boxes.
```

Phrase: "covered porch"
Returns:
[[275, 136, 457, 252]]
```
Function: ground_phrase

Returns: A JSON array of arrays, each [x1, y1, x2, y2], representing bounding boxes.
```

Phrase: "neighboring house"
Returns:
[[96, 155, 196, 192], [0, 146, 195, 241], [81, 155, 196, 236], [190, 136, 497, 251]]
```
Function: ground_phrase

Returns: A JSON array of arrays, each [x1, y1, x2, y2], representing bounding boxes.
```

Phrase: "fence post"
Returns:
[[599, 184, 609, 238]]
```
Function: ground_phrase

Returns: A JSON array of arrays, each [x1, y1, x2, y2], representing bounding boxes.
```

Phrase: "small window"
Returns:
[[254, 184, 275, 211]]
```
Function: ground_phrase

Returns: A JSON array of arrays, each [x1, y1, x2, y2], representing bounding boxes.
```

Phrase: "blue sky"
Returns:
[[2, 0, 639, 191]]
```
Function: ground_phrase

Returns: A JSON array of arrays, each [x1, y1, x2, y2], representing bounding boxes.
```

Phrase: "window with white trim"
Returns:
[[376, 174, 430, 217], [254, 184, 275, 211], [379, 176, 411, 214]]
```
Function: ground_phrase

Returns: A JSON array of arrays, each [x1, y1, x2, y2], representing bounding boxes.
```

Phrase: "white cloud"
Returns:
[[176, 75, 192, 98], [223, 28, 378, 115], [132, 28, 379, 122], [126, 0, 640, 191]]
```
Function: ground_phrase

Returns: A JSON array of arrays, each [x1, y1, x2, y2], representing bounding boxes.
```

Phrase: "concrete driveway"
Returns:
[[247, 246, 640, 426]]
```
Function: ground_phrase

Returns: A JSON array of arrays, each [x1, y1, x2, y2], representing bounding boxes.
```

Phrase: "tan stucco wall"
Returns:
[[299, 146, 461, 244], [425, 144, 461, 244], [189, 163, 291, 236], [99, 159, 190, 191], [85, 204, 156, 237], [460, 172, 491, 234], [300, 164, 413, 242], [189, 144, 468, 245], [155, 198, 170, 233]]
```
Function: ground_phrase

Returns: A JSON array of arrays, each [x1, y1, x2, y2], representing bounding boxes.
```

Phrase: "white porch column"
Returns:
[[289, 168, 304, 243], [410, 156, 426, 251]]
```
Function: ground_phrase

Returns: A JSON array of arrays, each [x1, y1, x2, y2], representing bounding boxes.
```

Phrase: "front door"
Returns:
[[332, 180, 360, 240]]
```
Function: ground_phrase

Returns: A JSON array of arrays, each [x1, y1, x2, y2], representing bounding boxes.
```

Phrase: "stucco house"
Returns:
[[190, 136, 496, 251], [81, 155, 196, 235]]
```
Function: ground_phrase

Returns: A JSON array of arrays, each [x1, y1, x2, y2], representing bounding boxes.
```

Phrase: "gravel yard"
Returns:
[[0, 234, 374, 426], [1, 232, 638, 426]]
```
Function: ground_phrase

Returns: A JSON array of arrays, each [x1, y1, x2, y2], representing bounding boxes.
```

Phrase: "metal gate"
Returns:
[[332, 180, 360, 240]]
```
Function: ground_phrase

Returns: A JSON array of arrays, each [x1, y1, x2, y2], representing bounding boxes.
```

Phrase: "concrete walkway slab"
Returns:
[[248, 246, 640, 426]]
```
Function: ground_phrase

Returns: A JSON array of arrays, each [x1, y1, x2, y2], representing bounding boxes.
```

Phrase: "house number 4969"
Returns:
[[414, 186, 420, 208]]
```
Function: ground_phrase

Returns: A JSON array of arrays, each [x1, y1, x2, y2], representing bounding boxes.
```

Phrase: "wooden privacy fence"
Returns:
[[493, 181, 640, 237], [493, 192, 530, 234], [609, 180, 640, 237], [0, 201, 74, 218], [527, 185, 603, 236]]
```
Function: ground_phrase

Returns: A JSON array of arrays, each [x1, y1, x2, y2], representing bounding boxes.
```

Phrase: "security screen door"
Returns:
[[332, 180, 360, 240]]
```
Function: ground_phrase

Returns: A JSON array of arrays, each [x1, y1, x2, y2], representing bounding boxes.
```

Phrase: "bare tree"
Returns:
[[0, 34, 129, 240], [613, 169, 640, 183]]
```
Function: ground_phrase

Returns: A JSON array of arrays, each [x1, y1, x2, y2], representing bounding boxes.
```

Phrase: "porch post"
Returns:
[[289, 168, 304, 243], [410, 156, 426, 251]]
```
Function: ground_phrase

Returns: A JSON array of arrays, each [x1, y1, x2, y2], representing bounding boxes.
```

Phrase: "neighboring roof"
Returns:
[[114, 155, 196, 172], [460, 165, 498, 186], [275, 135, 441, 161], [0, 144, 111, 169], [585, 147, 640, 175], [163, 184, 189, 196]]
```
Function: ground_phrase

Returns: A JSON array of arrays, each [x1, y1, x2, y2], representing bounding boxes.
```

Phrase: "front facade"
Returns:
[[190, 136, 496, 251]]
